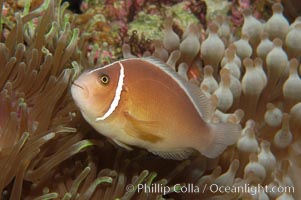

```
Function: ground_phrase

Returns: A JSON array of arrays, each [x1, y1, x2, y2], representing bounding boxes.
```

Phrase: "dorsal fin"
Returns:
[[140, 57, 213, 121]]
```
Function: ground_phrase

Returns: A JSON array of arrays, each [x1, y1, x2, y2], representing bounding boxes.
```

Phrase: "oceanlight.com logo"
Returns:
[[206, 183, 295, 196]]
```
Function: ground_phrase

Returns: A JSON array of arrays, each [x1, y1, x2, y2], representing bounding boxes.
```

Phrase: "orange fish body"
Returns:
[[71, 57, 241, 160]]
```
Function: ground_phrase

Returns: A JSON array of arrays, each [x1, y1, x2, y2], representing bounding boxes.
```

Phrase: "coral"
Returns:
[[282, 0, 301, 22], [1, 0, 301, 200], [230, 0, 273, 31], [124, 30, 153, 57], [127, 11, 164, 40], [127, 1, 205, 42], [205, 0, 231, 21], [167, 1, 200, 30], [72, 5, 125, 65], [70, 0, 208, 65], [187, 0, 207, 28]]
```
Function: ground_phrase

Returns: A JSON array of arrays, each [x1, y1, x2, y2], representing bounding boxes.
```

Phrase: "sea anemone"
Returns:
[[0, 1, 203, 199], [0, 0, 105, 198], [122, 1, 301, 199], [1, 0, 301, 200]]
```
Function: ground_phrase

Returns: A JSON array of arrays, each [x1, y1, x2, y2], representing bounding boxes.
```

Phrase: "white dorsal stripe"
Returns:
[[88, 62, 116, 74], [96, 61, 125, 121]]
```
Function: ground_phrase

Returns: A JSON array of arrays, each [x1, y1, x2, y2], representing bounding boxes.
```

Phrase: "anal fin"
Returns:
[[112, 138, 133, 150], [150, 149, 193, 160]]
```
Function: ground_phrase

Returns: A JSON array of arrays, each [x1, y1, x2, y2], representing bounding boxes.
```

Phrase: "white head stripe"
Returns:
[[96, 61, 125, 121]]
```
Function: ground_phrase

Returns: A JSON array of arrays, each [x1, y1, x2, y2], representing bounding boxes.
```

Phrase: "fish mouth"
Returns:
[[71, 81, 89, 99], [72, 81, 85, 90]]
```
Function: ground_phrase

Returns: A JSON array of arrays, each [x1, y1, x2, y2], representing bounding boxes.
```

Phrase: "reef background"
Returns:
[[0, 0, 301, 200]]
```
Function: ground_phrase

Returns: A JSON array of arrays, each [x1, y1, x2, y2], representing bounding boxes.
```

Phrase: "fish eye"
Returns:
[[100, 74, 110, 85]]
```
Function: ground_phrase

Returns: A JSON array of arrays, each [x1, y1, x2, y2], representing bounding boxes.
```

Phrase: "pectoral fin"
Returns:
[[123, 111, 163, 143], [112, 138, 133, 150]]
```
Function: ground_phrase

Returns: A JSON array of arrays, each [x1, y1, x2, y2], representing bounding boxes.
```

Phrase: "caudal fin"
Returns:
[[201, 123, 241, 158]]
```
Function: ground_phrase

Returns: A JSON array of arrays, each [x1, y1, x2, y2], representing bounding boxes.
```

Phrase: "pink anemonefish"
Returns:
[[71, 57, 241, 160]]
